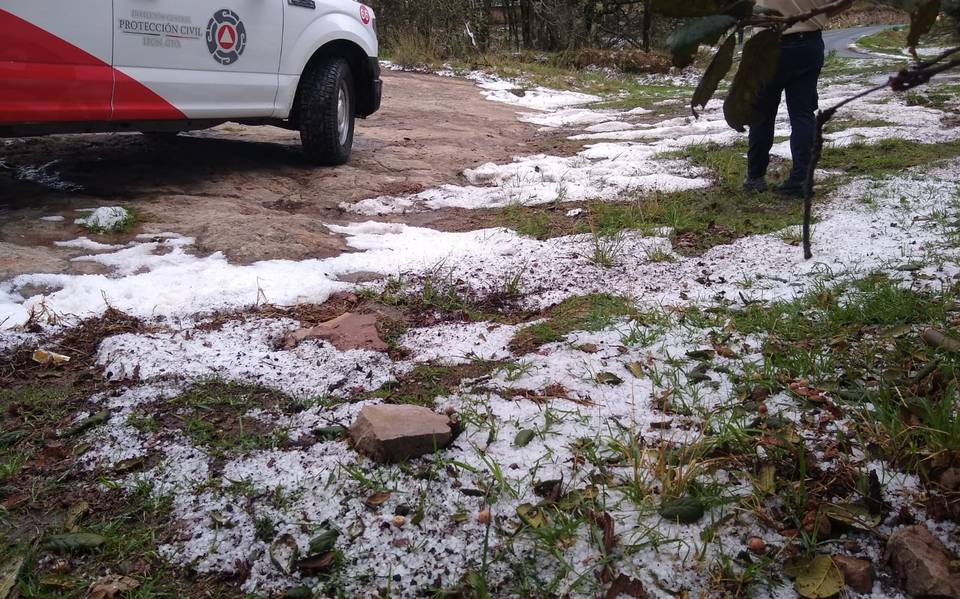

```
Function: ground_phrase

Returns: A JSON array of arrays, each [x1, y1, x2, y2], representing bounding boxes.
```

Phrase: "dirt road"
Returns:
[[0, 71, 569, 277]]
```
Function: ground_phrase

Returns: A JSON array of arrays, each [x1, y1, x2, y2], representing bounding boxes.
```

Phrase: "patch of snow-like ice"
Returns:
[[399, 321, 523, 365], [54, 237, 125, 252], [74, 206, 130, 231], [467, 72, 601, 111], [97, 318, 399, 400]]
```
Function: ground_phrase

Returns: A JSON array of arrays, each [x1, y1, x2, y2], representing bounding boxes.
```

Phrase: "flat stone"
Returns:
[[833, 555, 874, 594], [282, 312, 387, 352], [350, 405, 453, 463], [885, 525, 960, 598]]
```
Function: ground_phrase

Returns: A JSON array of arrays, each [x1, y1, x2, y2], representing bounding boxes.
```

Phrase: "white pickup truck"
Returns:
[[0, 0, 382, 165]]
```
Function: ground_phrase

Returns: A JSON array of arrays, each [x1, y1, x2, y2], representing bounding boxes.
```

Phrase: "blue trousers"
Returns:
[[747, 31, 826, 183]]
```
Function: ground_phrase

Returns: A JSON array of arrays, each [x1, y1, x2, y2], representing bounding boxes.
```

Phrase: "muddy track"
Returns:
[[0, 71, 576, 276]]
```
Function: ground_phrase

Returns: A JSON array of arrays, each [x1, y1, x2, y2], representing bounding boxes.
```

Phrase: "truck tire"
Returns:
[[298, 57, 354, 166]]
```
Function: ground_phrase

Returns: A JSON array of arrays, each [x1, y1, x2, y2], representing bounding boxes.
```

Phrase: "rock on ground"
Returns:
[[885, 525, 960, 599], [349, 404, 454, 463], [833, 555, 874, 594], [282, 312, 388, 352]]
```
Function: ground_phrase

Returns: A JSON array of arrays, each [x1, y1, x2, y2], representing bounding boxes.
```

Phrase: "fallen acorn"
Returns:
[[477, 509, 491, 525], [747, 536, 766, 554], [392, 515, 406, 528]]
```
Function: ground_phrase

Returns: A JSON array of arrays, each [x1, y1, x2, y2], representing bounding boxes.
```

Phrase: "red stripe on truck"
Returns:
[[112, 72, 186, 121], [0, 9, 184, 124]]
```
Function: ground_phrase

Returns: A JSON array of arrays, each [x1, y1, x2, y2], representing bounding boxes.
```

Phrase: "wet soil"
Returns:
[[0, 71, 577, 277]]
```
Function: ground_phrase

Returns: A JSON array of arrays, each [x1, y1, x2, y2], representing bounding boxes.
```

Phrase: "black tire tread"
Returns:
[[299, 57, 353, 166]]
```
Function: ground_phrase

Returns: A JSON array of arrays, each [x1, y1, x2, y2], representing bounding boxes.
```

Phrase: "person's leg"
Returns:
[[783, 36, 826, 188], [746, 78, 785, 186]]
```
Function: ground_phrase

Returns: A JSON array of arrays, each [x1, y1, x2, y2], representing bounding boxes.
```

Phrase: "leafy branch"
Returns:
[[654, 0, 960, 258]]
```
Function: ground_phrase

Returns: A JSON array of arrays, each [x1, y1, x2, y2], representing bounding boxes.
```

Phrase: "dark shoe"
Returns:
[[743, 178, 768, 193], [775, 180, 806, 199]]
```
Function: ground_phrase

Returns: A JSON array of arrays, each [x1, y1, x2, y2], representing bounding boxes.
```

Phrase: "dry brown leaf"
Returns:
[[89, 574, 140, 599]]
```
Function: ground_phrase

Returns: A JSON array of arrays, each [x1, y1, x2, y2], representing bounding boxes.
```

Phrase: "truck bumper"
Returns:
[[357, 58, 382, 118]]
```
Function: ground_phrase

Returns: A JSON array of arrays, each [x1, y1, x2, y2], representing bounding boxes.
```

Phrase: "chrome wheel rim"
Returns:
[[337, 84, 349, 146]]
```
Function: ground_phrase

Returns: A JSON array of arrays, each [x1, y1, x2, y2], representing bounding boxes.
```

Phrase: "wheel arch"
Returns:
[[289, 39, 379, 128]]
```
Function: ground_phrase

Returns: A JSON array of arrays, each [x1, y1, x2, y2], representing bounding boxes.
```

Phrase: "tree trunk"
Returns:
[[520, 0, 533, 49], [642, 0, 653, 52]]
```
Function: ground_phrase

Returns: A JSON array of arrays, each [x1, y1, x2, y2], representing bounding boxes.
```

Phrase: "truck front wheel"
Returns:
[[298, 57, 354, 166]]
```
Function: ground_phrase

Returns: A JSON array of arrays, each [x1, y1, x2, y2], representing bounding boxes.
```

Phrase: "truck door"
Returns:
[[112, 0, 283, 120], [0, 1, 114, 124]]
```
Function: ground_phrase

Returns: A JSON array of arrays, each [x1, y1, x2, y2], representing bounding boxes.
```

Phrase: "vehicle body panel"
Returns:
[[113, 0, 284, 118], [0, 0, 381, 135], [0, 3, 113, 123]]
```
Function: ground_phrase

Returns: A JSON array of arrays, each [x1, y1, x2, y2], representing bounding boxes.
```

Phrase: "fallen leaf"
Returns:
[[605, 573, 650, 599], [89, 574, 140, 599], [922, 328, 960, 353], [64, 410, 110, 437], [626, 362, 645, 379], [517, 503, 546, 528], [364, 491, 391, 508], [296, 551, 336, 576], [44, 533, 107, 553], [64, 500, 90, 532], [686, 349, 715, 361], [659, 497, 705, 524], [513, 429, 535, 447], [756, 464, 777, 495], [533, 479, 563, 500], [308, 528, 340, 555], [591, 511, 615, 554], [595, 372, 624, 386], [269, 534, 299, 575], [0, 554, 24, 599], [794, 554, 844, 599], [783, 555, 813, 579], [822, 503, 881, 530]]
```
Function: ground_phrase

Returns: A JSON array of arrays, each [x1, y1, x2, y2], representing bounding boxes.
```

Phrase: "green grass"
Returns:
[[496, 137, 960, 256], [819, 138, 960, 177], [510, 294, 636, 353], [727, 274, 960, 478], [372, 267, 528, 325], [904, 82, 960, 110], [384, 49, 689, 109], [7, 480, 254, 599], [822, 118, 895, 134], [821, 49, 906, 80], [856, 26, 910, 54], [366, 360, 502, 407], [857, 21, 959, 54], [167, 380, 291, 455], [0, 385, 70, 428]]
